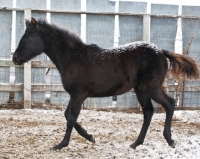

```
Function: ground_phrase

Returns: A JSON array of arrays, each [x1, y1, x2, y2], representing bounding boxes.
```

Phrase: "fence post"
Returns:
[[81, 0, 86, 43], [174, 3, 183, 107], [23, 8, 32, 109], [143, 14, 150, 42], [112, 0, 119, 107], [138, 14, 150, 111]]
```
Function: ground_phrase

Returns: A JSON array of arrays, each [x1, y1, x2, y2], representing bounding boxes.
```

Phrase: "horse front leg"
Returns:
[[65, 100, 95, 143], [53, 94, 86, 150], [74, 123, 95, 143]]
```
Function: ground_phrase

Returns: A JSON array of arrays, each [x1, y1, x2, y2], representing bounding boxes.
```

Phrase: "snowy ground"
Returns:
[[0, 109, 199, 159]]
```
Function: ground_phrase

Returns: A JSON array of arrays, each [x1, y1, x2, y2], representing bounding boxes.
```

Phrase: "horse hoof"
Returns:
[[52, 144, 63, 151], [129, 143, 137, 149], [169, 140, 175, 148], [90, 135, 95, 143]]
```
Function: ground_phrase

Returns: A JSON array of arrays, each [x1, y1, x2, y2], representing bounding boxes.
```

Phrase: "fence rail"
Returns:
[[2, 7, 200, 19]]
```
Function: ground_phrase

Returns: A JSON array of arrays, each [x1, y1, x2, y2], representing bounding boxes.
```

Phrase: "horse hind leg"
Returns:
[[149, 87, 175, 148], [130, 87, 154, 149]]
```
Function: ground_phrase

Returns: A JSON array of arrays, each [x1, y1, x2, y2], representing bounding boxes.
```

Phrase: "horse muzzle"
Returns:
[[12, 53, 22, 65], [12, 54, 18, 65]]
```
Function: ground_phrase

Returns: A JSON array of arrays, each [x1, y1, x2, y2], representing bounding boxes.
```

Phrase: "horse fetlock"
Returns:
[[163, 132, 172, 141], [130, 140, 143, 149], [89, 135, 95, 143], [52, 142, 68, 150], [168, 139, 175, 148], [164, 134, 175, 148]]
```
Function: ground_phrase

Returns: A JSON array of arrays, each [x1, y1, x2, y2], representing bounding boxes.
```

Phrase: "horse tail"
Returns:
[[162, 49, 199, 79]]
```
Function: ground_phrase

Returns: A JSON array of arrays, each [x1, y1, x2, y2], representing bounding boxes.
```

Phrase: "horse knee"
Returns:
[[143, 104, 154, 119], [143, 111, 153, 123], [67, 114, 77, 128]]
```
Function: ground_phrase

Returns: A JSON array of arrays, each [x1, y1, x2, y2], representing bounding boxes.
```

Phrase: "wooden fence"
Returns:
[[0, 6, 200, 109]]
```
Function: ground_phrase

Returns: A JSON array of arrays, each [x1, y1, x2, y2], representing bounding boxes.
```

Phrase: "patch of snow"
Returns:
[[0, 109, 199, 158]]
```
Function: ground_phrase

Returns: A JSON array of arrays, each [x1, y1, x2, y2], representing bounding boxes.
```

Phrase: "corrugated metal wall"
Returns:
[[181, 6, 200, 107], [150, 4, 178, 50], [0, 0, 200, 108], [0, 0, 12, 102], [86, 0, 115, 48], [119, 1, 145, 45]]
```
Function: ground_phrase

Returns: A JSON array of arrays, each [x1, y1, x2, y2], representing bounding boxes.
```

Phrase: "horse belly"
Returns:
[[88, 77, 136, 97], [112, 83, 133, 95], [91, 68, 137, 97], [88, 87, 131, 97]]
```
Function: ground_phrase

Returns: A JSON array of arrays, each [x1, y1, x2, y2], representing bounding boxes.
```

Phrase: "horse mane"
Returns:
[[36, 18, 84, 49]]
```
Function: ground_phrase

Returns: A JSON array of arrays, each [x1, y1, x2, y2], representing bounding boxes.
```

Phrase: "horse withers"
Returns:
[[13, 17, 199, 150]]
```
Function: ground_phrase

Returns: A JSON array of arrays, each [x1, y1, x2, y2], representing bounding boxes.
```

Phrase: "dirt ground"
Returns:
[[0, 109, 200, 159]]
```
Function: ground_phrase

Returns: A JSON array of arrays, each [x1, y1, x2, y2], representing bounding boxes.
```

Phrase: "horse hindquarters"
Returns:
[[133, 52, 175, 148]]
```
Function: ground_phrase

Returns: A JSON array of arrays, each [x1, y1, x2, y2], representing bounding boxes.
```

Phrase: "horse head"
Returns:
[[13, 17, 45, 65]]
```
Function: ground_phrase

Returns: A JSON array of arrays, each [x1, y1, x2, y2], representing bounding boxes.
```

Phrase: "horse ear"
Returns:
[[25, 19, 30, 27], [31, 17, 38, 27]]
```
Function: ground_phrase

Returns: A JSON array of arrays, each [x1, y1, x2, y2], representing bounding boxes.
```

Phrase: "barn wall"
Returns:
[[0, 0, 199, 109], [181, 6, 200, 107], [0, 0, 12, 102]]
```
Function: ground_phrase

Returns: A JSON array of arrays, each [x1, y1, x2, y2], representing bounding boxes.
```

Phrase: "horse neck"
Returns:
[[39, 26, 79, 71]]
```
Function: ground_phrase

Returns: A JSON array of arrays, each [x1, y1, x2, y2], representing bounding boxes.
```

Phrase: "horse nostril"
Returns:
[[13, 55, 17, 63]]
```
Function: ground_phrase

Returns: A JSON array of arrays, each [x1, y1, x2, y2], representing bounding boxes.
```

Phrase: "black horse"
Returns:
[[13, 18, 199, 150]]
